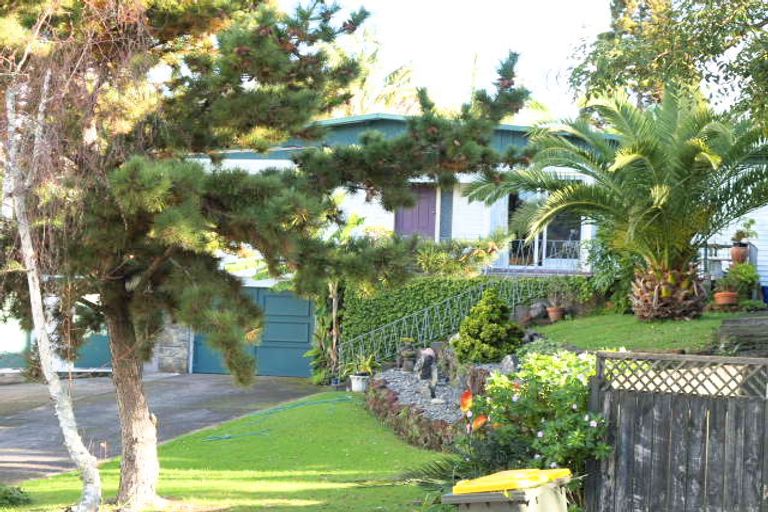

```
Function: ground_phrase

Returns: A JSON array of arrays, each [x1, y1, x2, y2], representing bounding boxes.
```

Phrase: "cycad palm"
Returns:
[[468, 89, 768, 320]]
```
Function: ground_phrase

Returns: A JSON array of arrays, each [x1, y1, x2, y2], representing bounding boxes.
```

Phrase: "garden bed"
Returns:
[[367, 369, 462, 451]]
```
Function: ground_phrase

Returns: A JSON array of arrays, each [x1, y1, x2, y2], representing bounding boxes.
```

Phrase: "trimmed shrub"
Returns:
[[453, 288, 524, 363]]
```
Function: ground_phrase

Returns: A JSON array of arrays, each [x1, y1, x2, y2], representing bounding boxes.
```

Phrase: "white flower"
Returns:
[[589, 420, 598, 428], [550, 462, 558, 468], [583, 414, 590, 422], [537, 431, 544, 438], [534, 454, 541, 460], [571, 404, 578, 411], [467, 410, 473, 418], [512, 395, 520, 402]]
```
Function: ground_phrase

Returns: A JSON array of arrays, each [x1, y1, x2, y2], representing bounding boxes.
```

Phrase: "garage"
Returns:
[[192, 287, 314, 378]]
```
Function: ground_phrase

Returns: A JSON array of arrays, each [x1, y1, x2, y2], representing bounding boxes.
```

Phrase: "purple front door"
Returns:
[[395, 185, 436, 238]]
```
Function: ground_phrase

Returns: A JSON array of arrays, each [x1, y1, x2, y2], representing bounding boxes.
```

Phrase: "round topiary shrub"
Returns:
[[453, 288, 524, 363]]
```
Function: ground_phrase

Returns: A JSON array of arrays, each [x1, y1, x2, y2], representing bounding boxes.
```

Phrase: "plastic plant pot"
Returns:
[[349, 374, 370, 393]]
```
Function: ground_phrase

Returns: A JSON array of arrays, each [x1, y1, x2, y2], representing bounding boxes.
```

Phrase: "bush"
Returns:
[[729, 263, 760, 297], [472, 351, 611, 508], [585, 237, 640, 313], [403, 351, 611, 509], [0, 484, 31, 507], [452, 288, 524, 363]]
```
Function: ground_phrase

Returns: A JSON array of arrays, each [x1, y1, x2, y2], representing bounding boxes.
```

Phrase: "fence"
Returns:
[[586, 352, 768, 512], [337, 278, 549, 368]]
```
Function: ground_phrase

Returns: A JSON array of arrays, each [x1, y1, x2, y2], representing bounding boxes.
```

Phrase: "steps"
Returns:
[[718, 313, 768, 356]]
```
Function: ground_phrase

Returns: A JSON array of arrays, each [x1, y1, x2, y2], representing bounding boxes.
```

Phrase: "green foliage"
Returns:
[[515, 337, 564, 358], [473, 352, 611, 507], [732, 218, 758, 243], [453, 288, 524, 364], [415, 232, 510, 277], [342, 353, 379, 377], [585, 236, 641, 313], [570, 0, 768, 119], [21, 345, 44, 384], [0, 484, 31, 506], [726, 263, 760, 297], [404, 352, 610, 509], [471, 88, 768, 274], [342, 276, 591, 342], [739, 299, 767, 312], [468, 88, 768, 319]]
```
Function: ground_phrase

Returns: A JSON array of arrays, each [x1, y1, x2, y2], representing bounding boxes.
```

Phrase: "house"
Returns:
[[203, 113, 596, 276]]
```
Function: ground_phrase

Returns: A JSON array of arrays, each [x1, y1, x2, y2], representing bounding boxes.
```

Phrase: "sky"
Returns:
[[280, 0, 613, 124]]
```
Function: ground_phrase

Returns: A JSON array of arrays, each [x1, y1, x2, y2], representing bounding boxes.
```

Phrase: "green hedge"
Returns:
[[341, 275, 591, 341]]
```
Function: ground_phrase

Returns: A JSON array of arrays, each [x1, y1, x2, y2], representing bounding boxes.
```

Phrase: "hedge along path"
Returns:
[[339, 275, 591, 367]]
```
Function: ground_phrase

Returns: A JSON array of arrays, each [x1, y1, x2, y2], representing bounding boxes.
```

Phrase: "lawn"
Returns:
[[537, 312, 739, 352], [9, 393, 438, 512]]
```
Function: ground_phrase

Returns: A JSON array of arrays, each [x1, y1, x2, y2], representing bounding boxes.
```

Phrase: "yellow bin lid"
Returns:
[[452, 468, 572, 495]]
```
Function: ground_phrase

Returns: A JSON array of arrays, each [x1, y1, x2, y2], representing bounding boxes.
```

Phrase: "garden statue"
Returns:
[[414, 347, 444, 403]]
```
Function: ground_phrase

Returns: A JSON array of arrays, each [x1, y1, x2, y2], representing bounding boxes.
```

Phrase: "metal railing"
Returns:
[[337, 278, 549, 368], [507, 239, 583, 271]]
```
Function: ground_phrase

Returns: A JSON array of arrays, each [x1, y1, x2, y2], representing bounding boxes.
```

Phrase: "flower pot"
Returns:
[[731, 245, 749, 264], [349, 374, 370, 393], [714, 291, 739, 306], [547, 306, 565, 322]]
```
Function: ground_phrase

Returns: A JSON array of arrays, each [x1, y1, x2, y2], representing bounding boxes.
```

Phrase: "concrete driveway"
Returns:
[[0, 374, 318, 484]]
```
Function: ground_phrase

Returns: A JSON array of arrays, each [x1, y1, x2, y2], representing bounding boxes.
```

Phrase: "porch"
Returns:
[[488, 238, 589, 275]]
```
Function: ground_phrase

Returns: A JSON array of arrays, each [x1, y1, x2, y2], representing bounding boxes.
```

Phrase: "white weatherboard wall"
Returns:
[[451, 184, 493, 240]]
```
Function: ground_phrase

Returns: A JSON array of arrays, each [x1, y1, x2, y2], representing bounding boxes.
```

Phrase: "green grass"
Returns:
[[9, 393, 438, 512], [537, 312, 739, 352]]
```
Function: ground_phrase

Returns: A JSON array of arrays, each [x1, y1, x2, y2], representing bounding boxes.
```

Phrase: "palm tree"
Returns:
[[468, 88, 768, 320]]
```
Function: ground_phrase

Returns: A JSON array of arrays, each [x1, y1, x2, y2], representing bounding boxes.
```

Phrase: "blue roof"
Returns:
[[214, 113, 534, 161]]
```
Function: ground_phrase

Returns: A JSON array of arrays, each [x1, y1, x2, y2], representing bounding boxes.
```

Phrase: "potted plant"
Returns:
[[731, 219, 757, 264], [714, 274, 740, 306], [546, 280, 568, 322], [398, 337, 418, 372], [345, 354, 379, 393]]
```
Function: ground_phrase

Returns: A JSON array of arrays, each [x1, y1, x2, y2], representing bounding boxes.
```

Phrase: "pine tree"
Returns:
[[0, 3, 529, 511]]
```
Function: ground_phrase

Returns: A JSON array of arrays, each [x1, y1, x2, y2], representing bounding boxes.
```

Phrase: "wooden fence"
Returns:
[[586, 352, 768, 512]]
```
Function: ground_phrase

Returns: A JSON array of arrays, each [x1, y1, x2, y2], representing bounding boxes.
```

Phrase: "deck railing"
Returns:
[[506, 239, 583, 272]]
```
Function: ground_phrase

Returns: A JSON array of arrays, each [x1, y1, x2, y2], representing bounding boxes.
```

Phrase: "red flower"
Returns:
[[472, 415, 488, 431], [460, 390, 473, 413]]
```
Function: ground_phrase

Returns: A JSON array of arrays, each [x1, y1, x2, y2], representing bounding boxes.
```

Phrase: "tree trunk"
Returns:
[[329, 280, 340, 373], [631, 265, 708, 321], [103, 290, 161, 511], [4, 78, 102, 511]]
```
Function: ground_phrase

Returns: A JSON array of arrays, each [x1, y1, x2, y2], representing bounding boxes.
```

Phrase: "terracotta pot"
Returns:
[[731, 245, 749, 264], [714, 291, 739, 306], [547, 306, 565, 322]]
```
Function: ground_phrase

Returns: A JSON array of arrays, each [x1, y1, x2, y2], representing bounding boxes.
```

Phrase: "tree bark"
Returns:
[[103, 287, 161, 511], [4, 77, 102, 512], [329, 280, 340, 372]]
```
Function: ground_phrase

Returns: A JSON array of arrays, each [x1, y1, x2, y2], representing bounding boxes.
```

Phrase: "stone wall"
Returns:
[[155, 322, 193, 373]]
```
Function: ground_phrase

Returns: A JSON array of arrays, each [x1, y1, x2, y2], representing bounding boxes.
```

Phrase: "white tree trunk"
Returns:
[[4, 75, 101, 512]]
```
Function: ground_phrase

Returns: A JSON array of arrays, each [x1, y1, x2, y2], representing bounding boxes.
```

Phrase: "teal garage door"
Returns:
[[192, 287, 314, 377]]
